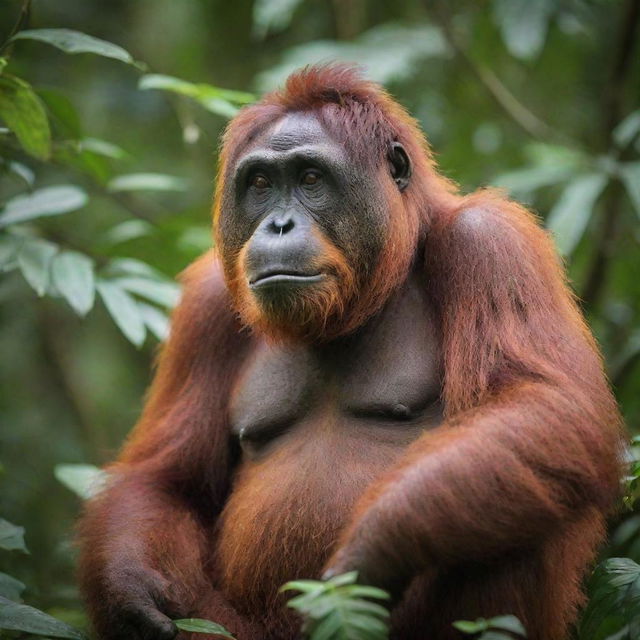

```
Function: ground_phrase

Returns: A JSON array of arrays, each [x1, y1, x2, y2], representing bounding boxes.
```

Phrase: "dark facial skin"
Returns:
[[218, 113, 410, 312]]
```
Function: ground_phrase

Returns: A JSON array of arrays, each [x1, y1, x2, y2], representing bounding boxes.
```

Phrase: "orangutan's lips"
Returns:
[[249, 271, 325, 289]]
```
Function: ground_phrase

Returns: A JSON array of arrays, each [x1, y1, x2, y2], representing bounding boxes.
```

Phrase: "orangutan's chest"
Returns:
[[228, 281, 444, 454]]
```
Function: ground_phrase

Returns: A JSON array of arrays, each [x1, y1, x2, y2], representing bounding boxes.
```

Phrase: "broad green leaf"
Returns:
[[38, 88, 82, 138], [546, 172, 608, 255], [0, 186, 88, 227], [114, 277, 181, 308], [0, 234, 24, 269], [139, 74, 254, 119], [614, 110, 640, 149], [54, 464, 107, 500], [97, 281, 146, 346], [138, 302, 171, 341], [620, 162, 640, 219], [489, 615, 527, 636], [5, 161, 34, 187], [51, 252, 95, 316], [253, 0, 305, 38], [492, 0, 554, 60], [104, 220, 154, 245], [80, 137, 127, 159], [492, 165, 574, 195], [0, 573, 25, 601], [174, 618, 235, 637], [104, 257, 163, 279], [0, 596, 85, 639], [453, 619, 489, 633], [17, 239, 58, 296], [0, 519, 28, 553], [257, 23, 448, 90], [107, 172, 187, 193], [12, 29, 135, 66], [0, 74, 51, 159]]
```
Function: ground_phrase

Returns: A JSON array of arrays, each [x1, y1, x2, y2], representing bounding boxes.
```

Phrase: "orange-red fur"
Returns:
[[78, 65, 624, 640]]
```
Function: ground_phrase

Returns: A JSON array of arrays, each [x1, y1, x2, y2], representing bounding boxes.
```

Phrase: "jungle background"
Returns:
[[0, 0, 639, 638]]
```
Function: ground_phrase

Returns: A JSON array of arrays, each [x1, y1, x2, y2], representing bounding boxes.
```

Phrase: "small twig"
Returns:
[[428, 1, 566, 142], [0, 0, 32, 55]]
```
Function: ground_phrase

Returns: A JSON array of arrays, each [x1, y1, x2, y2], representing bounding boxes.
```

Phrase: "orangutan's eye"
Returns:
[[301, 170, 321, 186], [251, 175, 270, 189]]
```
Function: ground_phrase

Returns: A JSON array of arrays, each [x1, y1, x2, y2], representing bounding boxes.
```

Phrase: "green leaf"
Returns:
[[173, 618, 235, 637], [453, 619, 490, 634], [114, 277, 181, 308], [253, 0, 305, 38], [546, 172, 608, 255], [620, 162, 640, 219], [0, 74, 51, 159], [4, 161, 35, 187], [0, 573, 25, 601], [38, 88, 82, 138], [104, 220, 154, 245], [80, 137, 127, 159], [0, 234, 24, 270], [54, 464, 107, 500], [17, 238, 58, 296], [0, 596, 86, 638], [492, 165, 574, 195], [0, 186, 88, 227], [489, 615, 527, 636], [107, 172, 187, 193], [97, 281, 146, 346], [614, 110, 640, 149], [0, 519, 28, 553], [492, 0, 554, 60], [138, 302, 171, 341], [104, 257, 163, 279], [12, 29, 136, 66], [139, 74, 254, 119], [51, 252, 95, 316], [257, 23, 448, 90]]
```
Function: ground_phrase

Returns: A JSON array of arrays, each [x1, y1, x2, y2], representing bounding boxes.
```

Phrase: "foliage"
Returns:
[[453, 615, 527, 640], [0, 0, 638, 638], [174, 617, 236, 637], [282, 572, 391, 640], [581, 558, 640, 640]]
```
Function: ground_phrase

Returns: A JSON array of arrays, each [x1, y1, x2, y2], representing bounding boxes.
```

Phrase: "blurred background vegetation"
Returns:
[[0, 0, 639, 637]]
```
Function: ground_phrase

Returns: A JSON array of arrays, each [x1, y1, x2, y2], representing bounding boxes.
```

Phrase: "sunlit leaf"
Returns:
[[0, 596, 85, 639], [104, 220, 154, 245], [0, 186, 88, 227], [51, 252, 95, 316], [283, 572, 390, 640], [138, 302, 171, 341], [174, 618, 235, 637], [492, 165, 574, 195], [492, 0, 554, 60], [257, 23, 448, 90], [114, 276, 181, 308], [97, 280, 146, 346], [139, 74, 254, 118], [620, 162, 640, 219], [0, 519, 28, 553], [614, 110, 640, 149], [0, 573, 25, 601], [107, 172, 187, 193], [4, 161, 34, 188], [104, 257, 163, 279], [12, 29, 136, 66], [0, 74, 50, 159], [54, 464, 107, 500], [546, 172, 608, 255], [0, 234, 24, 270], [17, 238, 58, 296], [80, 137, 127, 159], [253, 0, 305, 38]]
